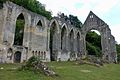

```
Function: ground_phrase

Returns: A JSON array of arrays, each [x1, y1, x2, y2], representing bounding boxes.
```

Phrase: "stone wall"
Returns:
[[0, 9, 3, 44], [0, 2, 117, 63]]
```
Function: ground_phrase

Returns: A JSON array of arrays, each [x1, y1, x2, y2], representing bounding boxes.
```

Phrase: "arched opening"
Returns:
[[14, 51, 21, 63], [36, 20, 43, 31], [76, 32, 80, 57], [61, 26, 67, 51], [50, 21, 58, 61], [86, 30, 102, 57], [69, 29, 75, 58], [14, 13, 25, 46]]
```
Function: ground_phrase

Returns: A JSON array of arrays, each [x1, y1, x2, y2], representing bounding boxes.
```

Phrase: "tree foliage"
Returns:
[[116, 44, 120, 62], [58, 13, 82, 28], [86, 42, 101, 57], [86, 31, 102, 57], [69, 15, 82, 28], [0, 0, 52, 19], [86, 31, 101, 49]]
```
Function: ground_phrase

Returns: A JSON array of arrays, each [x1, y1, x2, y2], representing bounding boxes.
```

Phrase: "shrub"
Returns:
[[117, 54, 120, 63], [20, 56, 39, 71]]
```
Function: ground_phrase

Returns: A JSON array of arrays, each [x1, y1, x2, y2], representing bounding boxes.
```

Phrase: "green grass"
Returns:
[[0, 62, 120, 80]]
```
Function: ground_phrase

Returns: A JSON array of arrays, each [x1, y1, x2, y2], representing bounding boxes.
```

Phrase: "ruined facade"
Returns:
[[0, 2, 117, 63]]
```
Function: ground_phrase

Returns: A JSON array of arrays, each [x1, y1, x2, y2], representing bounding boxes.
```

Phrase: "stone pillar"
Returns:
[[101, 26, 111, 62], [45, 51, 50, 62], [66, 34, 69, 51], [0, 9, 4, 44], [80, 34, 86, 58], [23, 23, 31, 48], [64, 34, 70, 60], [51, 31, 61, 61], [56, 32, 61, 61], [109, 35, 117, 63], [2, 5, 14, 45], [46, 27, 50, 61], [74, 37, 78, 59], [101, 32, 109, 61]]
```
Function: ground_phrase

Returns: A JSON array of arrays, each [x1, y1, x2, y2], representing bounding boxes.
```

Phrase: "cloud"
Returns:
[[38, 0, 120, 43], [38, 0, 119, 22], [93, 0, 119, 14]]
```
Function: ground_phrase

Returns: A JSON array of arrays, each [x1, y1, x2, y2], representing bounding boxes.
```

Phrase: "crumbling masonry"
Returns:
[[0, 2, 117, 63]]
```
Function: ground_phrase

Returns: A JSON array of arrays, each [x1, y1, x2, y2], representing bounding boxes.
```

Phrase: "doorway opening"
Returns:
[[14, 51, 21, 63]]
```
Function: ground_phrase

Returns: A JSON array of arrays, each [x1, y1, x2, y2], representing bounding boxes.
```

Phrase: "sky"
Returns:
[[38, 0, 120, 44]]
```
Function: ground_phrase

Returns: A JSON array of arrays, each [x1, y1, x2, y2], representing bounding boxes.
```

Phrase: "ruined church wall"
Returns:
[[0, 8, 4, 44], [0, 1, 50, 62], [0, 2, 117, 63], [30, 15, 50, 61]]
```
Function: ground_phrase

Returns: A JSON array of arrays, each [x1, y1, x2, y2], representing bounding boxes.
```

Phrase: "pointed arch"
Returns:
[[69, 29, 74, 51], [61, 23, 68, 30], [36, 19, 44, 31], [69, 29, 74, 40], [76, 32, 80, 52], [61, 25, 67, 50], [37, 20, 42, 26], [15, 12, 28, 25], [14, 13, 25, 45], [75, 31, 81, 58], [49, 19, 60, 33], [49, 19, 60, 61]]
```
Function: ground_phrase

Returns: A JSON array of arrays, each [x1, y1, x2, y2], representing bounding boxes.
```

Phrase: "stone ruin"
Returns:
[[0, 1, 117, 63]]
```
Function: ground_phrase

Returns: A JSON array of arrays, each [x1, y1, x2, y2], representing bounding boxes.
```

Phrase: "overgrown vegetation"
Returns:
[[86, 31, 102, 57], [58, 13, 82, 28], [14, 14, 24, 45], [0, 0, 52, 19], [20, 56, 57, 76], [20, 56, 39, 71], [116, 44, 120, 62]]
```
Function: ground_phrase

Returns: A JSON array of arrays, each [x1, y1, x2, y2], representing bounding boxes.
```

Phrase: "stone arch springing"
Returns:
[[13, 13, 25, 46], [49, 20, 59, 61], [61, 25, 67, 51]]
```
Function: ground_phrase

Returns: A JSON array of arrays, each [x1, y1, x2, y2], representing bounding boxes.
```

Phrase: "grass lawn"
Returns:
[[0, 61, 120, 80]]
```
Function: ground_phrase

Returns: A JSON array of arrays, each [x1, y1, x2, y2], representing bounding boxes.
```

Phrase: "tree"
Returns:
[[69, 15, 82, 28], [86, 31, 102, 57], [57, 13, 82, 28], [0, 0, 52, 19], [116, 44, 120, 62]]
